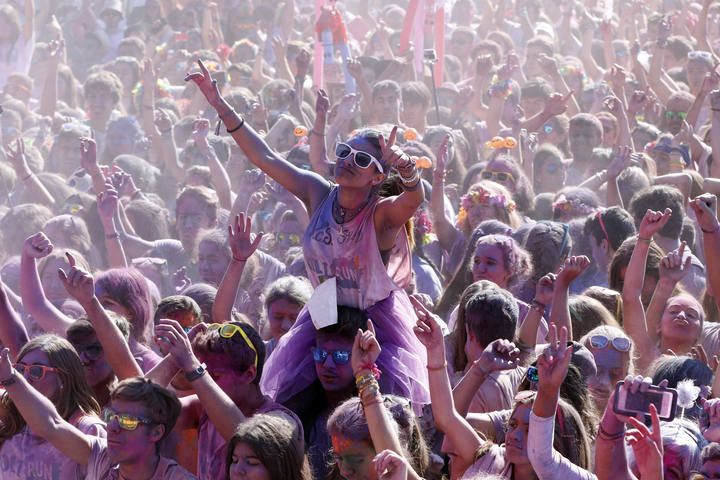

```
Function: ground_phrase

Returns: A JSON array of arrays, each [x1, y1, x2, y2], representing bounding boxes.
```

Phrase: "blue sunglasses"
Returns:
[[312, 347, 351, 365]]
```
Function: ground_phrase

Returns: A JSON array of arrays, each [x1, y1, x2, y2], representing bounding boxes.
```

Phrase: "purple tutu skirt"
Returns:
[[261, 289, 430, 406]]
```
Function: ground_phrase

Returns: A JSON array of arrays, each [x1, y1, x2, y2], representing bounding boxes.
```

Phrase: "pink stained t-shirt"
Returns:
[[303, 186, 412, 310], [0, 410, 106, 480]]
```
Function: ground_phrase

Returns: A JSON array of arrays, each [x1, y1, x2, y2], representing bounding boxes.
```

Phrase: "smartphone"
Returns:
[[613, 382, 678, 421]]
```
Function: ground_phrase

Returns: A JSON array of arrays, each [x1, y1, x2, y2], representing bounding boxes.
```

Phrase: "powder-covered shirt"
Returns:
[[0, 411, 105, 480], [87, 437, 196, 480]]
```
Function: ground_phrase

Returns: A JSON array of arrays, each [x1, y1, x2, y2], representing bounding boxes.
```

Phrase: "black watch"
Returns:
[[184, 363, 207, 382]]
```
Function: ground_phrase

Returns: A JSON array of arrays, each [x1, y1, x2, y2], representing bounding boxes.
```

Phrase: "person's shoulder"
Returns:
[[157, 455, 198, 480], [86, 437, 113, 480]]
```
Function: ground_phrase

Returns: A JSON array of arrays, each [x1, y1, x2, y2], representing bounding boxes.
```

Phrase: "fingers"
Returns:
[[65, 251, 76, 267], [387, 126, 398, 149]]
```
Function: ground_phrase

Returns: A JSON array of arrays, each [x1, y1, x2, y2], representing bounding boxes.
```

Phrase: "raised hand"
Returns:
[[379, 126, 413, 173], [602, 95, 624, 116], [659, 242, 692, 284], [335, 93, 359, 121], [184, 60, 223, 108], [23, 232, 53, 259], [432, 134, 450, 181], [373, 450, 410, 480], [537, 323, 573, 392], [638, 208, 672, 240], [702, 397, 720, 442], [626, 405, 664, 480], [154, 109, 173, 134], [701, 72, 720, 96], [0, 348, 14, 382], [607, 145, 637, 179], [172, 267, 191, 293], [141, 58, 157, 89], [537, 53, 559, 78], [543, 91, 574, 117], [475, 339, 521, 375], [79, 137, 99, 174], [295, 49, 311, 78], [228, 213, 263, 262], [315, 89, 330, 118], [534, 272, 556, 306], [556, 255, 591, 285], [411, 295, 445, 364], [608, 64, 627, 89], [57, 252, 95, 306], [346, 57, 364, 81], [690, 194, 719, 234], [2, 138, 31, 178], [97, 182, 119, 224], [154, 318, 199, 371], [627, 90, 648, 115], [351, 320, 381, 375]]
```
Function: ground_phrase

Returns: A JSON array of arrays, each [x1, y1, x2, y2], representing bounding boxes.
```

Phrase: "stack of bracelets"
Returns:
[[355, 364, 382, 408]]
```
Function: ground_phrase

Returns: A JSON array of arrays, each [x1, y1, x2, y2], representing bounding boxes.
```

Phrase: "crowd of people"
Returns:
[[5, 0, 720, 478]]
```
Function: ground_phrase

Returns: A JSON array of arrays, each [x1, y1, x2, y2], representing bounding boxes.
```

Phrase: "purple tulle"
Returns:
[[261, 290, 430, 408]]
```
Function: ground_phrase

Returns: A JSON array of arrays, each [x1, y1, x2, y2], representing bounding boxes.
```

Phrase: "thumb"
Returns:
[[57, 268, 69, 284], [66, 251, 76, 267]]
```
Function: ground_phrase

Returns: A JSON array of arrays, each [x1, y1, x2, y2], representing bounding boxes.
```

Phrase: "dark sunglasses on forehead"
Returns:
[[335, 143, 384, 174]]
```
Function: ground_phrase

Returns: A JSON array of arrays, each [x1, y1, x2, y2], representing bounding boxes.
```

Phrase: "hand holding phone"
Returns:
[[613, 380, 677, 421]]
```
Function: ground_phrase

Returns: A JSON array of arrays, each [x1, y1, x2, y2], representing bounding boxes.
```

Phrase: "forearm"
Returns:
[[452, 364, 488, 416], [357, 369, 403, 455], [518, 307, 544, 349], [39, 62, 58, 117], [606, 175, 623, 208], [144, 355, 180, 387], [578, 170, 608, 191], [703, 228, 720, 308], [19, 255, 73, 335], [549, 281, 572, 340], [212, 259, 245, 323], [687, 92, 707, 129], [0, 284, 29, 357], [81, 296, 142, 379], [429, 176, 458, 250], [595, 413, 634, 480], [205, 149, 233, 210], [188, 367, 246, 441], [309, 114, 330, 177], [102, 218, 128, 268], [521, 109, 554, 135], [529, 411, 598, 480], [21, 173, 55, 207], [159, 134, 185, 183], [4, 371, 91, 466]]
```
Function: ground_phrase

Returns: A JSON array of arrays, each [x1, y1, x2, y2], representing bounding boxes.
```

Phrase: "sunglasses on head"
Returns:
[[335, 143, 384, 174], [312, 347, 351, 365], [103, 408, 154, 431], [481, 170, 516, 184], [589, 334, 632, 352], [543, 124, 554, 134], [207, 323, 258, 368], [275, 233, 301, 245], [14, 363, 61, 382]]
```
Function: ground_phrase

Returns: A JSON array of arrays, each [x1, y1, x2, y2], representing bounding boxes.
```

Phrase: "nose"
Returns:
[[79, 350, 93, 364], [281, 318, 292, 332], [230, 462, 245, 476]]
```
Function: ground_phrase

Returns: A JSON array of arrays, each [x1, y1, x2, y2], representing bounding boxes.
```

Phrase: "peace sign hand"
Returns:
[[379, 126, 414, 175], [2, 138, 31, 178], [537, 323, 573, 393], [184, 60, 223, 108]]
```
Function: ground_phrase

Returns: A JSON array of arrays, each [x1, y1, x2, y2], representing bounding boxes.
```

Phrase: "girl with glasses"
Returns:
[[186, 60, 429, 408], [580, 325, 634, 413], [0, 334, 105, 479]]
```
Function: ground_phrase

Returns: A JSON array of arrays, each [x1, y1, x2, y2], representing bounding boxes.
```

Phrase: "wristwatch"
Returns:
[[0, 370, 17, 387], [184, 363, 207, 382]]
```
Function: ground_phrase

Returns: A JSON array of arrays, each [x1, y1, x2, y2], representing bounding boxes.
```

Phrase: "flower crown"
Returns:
[[552, 194, 596, 215], [456, 189, 516, 228]]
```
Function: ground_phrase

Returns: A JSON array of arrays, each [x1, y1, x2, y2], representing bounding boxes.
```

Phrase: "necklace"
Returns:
[[332, 194, 370, 224]]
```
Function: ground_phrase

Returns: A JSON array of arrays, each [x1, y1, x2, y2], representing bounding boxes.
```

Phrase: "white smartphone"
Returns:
[[613, 382, 678, 421]]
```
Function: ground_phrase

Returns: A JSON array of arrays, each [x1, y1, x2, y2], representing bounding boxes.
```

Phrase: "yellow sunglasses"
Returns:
[[207, 323, 258, 368]]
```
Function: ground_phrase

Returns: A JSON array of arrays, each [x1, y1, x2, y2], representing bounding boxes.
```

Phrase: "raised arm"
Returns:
[[156, 318, 245, 441], [0, 348, 92, 466], [309, 89, 331, 177], [452, 338, 520, 416], [59, 253, 142, 380], [691, 195, 720, 310], [375, 127, 425, 236], [38, 38, 63, 118], [550, 256, 591, 341], [211, 214, 262, 323], [352, 320, 405, 456], [411, 298, 484, 469], [4, 139, 54, 207], [19, 233, 74, 335], [0, 280, 29, 357], [97, 182, 128, 268], [429, 135, 459, 251], [621, 209, 672, 373], [186, 60, 331, 212], [529, 325, 596, 479], [646, 243, 692, 342]]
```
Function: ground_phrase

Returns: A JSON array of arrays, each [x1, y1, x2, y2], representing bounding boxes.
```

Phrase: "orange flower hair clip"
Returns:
[[486, 136, 518, 150]]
